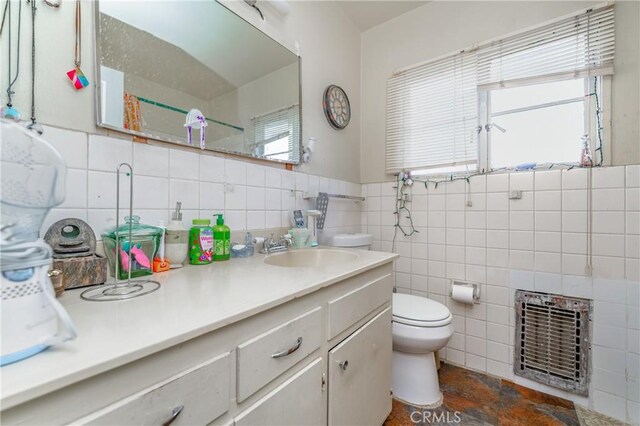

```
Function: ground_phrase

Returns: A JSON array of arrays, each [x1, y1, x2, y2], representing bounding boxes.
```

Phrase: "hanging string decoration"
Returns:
[[1, 0, 22, 121], [26, 0, 43, 134], [66, 0, 88, 90]]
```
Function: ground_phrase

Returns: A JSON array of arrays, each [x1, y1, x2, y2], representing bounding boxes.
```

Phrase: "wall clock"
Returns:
[[323, 85, 351, 130]]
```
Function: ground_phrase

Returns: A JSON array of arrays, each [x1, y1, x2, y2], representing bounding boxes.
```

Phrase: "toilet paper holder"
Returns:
[[450, 280, 481, 303]]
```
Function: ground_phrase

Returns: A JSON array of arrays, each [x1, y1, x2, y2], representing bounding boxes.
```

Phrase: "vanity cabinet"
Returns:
[[1, 262, 394, 426]]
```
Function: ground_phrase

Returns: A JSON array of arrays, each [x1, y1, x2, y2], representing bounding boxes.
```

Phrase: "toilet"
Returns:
[[320, 233, 373, 250], [392, 293, 454, 408]]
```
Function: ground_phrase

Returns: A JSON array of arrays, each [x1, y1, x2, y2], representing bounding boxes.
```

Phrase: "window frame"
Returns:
[[477, 75, 611, 172]]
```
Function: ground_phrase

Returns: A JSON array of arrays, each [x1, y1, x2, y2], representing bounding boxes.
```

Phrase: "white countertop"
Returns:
[[1, 248, 397, 410]]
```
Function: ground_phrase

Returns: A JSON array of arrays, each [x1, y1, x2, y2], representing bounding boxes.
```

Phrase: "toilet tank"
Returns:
[[321, 233, 373, 250]]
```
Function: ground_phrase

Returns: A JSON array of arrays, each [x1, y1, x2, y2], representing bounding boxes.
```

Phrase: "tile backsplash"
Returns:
[[41, 125, 362, 240], [363, 166, 640, 423]]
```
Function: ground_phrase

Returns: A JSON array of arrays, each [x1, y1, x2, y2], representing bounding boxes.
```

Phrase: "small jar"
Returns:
[[102, 216, 162, 280]]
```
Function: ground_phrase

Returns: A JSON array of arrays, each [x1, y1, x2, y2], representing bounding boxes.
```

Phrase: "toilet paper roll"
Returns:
[[451, 284, 475, 304]]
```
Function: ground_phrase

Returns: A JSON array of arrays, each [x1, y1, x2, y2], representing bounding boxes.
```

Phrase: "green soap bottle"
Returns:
[[213, 214, 231, 261]]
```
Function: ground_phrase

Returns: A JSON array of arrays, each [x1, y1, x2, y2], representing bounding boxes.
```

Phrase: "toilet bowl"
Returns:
[[320, 233, 373, 250], [392, 293, 454, 408]]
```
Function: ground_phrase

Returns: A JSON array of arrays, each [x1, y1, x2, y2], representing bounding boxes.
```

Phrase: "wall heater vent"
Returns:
[[514, 290, 592, 396]]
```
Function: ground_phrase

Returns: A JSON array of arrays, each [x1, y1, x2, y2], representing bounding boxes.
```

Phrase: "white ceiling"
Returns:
[[334, 1, 428, 32]]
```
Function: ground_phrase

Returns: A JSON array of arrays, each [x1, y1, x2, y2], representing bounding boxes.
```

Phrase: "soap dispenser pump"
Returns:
[[213, 214, 231, 261], [165, 202, 188, 268]]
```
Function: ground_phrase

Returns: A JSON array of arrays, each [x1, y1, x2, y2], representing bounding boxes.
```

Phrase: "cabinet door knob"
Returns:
[[161, 405, 184, 426], [339, 360, 349, 371], [271, 337, 303, 358]]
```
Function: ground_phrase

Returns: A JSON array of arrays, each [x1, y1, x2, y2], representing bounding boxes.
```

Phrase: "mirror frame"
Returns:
[[93, 0, 303, 165]]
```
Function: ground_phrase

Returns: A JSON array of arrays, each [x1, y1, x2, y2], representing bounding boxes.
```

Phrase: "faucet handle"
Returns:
[[282, 234, 292, 245]]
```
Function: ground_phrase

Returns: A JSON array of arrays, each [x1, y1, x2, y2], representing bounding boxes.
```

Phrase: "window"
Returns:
[[386, 5, 614, 176], [483, 77, 600, 169], [249, 105, 300, 161]]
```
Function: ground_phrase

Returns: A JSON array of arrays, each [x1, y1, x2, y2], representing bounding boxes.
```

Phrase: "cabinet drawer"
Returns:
[[234, 358, 324, 426], [237, 307, 322, 402], [328, 308, 392, 426], [76, 352, 230, 426], [327, 273, 391, 340]]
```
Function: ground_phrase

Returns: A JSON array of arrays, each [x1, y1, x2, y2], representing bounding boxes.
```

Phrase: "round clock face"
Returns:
[[323, 85, 351, 130]]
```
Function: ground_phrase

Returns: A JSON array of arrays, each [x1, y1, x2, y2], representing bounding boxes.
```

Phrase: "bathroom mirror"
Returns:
[[95, 0, 301, 164]]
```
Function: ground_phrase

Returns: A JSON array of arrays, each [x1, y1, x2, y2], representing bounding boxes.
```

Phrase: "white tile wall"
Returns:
[[364, 167, 640, 423], [40, 126, 362, 240]]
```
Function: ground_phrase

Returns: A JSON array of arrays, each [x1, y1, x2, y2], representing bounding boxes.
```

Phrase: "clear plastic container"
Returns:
[[102, 216, 162, 280], [289, 228, 311, 249]]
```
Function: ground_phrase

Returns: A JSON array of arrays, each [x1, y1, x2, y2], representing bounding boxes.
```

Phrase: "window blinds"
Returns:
[[385, 52, 478, 174], [250, 105, 300, 159], [477, 5, 615, 89]]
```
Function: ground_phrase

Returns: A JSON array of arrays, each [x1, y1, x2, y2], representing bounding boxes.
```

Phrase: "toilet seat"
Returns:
[[392, 293, 452, 328]]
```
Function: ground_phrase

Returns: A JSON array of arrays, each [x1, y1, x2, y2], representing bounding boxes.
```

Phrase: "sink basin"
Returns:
[[263, 249, 359, 268]]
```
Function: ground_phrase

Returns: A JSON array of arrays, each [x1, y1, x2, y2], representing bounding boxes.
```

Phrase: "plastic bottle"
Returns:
[[189, 219, 214, 265], [165, 202, 188, 268], [580, 135, 593, 167], [213, 214, 231, 261]]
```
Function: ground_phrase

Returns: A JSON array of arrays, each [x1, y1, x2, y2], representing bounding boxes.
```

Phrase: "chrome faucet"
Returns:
[[261, 233, 292, 254]]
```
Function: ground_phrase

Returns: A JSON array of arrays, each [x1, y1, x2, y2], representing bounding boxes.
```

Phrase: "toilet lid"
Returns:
[[392, 293, 451, 327]]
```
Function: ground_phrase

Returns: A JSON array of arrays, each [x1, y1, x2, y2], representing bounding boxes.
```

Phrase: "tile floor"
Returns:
[[384, 363, 621, 426]]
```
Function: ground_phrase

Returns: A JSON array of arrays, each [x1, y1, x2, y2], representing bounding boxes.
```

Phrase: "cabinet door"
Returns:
[[234, 358, 324, 426], [328, 308, 392, 426]]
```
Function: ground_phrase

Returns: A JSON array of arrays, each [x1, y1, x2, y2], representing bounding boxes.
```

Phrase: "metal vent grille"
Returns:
[[514, 290, 592, 396]]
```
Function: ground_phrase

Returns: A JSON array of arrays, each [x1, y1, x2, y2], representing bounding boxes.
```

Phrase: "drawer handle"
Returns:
[[271, 337, 303, 358], [161, 405, 184, 426], [339, 360, 349, 371]]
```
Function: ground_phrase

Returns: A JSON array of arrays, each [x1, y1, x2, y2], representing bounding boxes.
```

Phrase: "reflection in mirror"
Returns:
[[96, 0, 301, 163]]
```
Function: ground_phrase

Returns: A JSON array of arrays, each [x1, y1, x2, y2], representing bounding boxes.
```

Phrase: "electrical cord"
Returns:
[[592, 76, 604, 166], [391, 174, 419, 255], [0, 0, 8, 35]]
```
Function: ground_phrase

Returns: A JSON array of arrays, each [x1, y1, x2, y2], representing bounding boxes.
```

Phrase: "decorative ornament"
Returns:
[[26, 0, 43, 134], [67, 0, 88, 90], [184, 108, 208, 149], [1, 0, 22, 121]]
